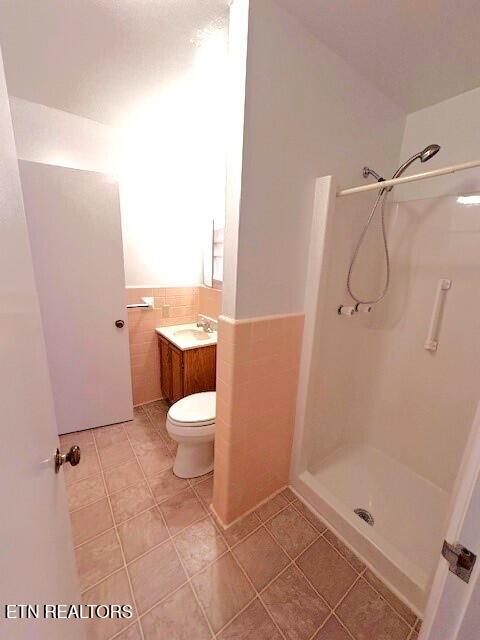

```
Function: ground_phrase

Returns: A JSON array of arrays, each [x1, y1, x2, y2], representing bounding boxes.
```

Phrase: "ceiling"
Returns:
[[0, 0, 479, 123], [0, 0, 229, 126], [277, 0, 480, 112]]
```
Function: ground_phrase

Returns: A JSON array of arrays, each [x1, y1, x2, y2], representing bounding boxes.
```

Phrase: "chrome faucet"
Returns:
[[197, 319, 215, 333]]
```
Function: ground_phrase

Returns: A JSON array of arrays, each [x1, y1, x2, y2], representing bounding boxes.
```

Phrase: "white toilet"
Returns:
[[166, 391, 216, 479]]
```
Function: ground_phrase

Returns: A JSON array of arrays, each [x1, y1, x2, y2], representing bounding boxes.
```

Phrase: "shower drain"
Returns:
[[354, 508, 374, 526]]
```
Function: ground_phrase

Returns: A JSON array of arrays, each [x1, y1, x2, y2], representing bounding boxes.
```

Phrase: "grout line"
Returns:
[[360, 571, 419, 630], [90, 426, 146, 640], [227, 542, 289, 640], [73, 415, 418, 640], [288, 497, 419, 631], [109, 620, 141, 640], [126, 406, 216, 639], [332, 612, 358, 640], [209, 594, 260, 638]]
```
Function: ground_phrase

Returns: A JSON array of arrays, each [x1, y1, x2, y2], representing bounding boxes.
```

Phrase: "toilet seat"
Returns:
[[167, 391, 215, 428]]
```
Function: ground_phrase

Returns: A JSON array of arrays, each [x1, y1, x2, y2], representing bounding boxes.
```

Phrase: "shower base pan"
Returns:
[[294, 444, 449, 614]]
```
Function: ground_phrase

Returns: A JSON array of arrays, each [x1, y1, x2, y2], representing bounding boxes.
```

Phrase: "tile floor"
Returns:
[[62, 400, 422, 640]]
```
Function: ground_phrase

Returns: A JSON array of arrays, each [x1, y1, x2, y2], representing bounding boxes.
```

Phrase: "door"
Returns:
[[19, 161, 133, 434], [422, 401, 480, 639], [0, 50, 84, 638]]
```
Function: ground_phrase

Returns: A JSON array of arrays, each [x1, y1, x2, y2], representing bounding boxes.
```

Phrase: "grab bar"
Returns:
[[424, 279, 451, 352], [126, 296, 154, 310]]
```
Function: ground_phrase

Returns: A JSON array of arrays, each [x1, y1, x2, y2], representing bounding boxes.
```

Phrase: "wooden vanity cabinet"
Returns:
[[158, 335, 216, 404]]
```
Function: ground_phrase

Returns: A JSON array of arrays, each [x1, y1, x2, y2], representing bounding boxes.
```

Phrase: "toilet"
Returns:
[[166, 391, 215, 479]]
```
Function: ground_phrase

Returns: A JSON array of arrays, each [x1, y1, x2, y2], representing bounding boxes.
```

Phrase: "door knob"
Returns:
[[115, 319, 125, 328], [55, 445, 81, 473]]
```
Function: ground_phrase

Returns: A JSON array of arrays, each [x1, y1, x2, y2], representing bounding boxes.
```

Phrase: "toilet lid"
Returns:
[[168, 391, 216, 426]]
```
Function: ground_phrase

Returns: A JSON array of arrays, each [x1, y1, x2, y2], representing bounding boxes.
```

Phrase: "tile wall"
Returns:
[[213, 313, 304, 525], [127, 286, 222, 406]]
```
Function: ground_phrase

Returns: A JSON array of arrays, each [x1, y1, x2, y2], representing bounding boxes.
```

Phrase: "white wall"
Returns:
[[396, 87, 480, 202], [9, 39, 227, 288], [10, 96, 119, 174], [224, 0, 405, 319]]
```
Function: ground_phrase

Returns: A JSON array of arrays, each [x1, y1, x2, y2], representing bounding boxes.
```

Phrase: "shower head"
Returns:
[[420, 144, 441, 163], [386, 143, 441, 191]]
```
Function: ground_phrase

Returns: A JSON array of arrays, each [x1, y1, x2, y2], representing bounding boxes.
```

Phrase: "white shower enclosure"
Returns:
[[291, 175, 480, 619]]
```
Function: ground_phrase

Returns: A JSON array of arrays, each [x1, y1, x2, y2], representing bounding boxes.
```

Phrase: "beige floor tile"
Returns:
[[233, 528, 289, 590], [94, 424, 128, 449], [75, 529, 123, 591], [64, 443, 100, 485], [126, 422, 160, 446], [291, 499, 327, 532], [148, 467, 189, 503], [160, 487, 206, 535], [192, 552, 255, 633], [131, 434, 168, 456], [82, 569, 136, 640], [141, 583, 211, 640], [214, 511, 262, 547], [313, 616, 352, 640], [125, 419, 155, 446], [118, 507, 169, 563], [217, 598, 283, 640], [110, 481, 155, 524], [67, 475, 106, 512], [266, 505, 319, 558], [104, 461, 144, 494], [189, 470, 214, 486], [297, 538, 357, 608], [324, 530, 366, 573], [113, 622, 142, 640], [261, 565, 329, 640], [143, 399, 169, 416], [279, 487, 297, 503], [337, 578, 410, 640], [128, 541, 186, 614], [409, 633, 419, 640], [130, 407, 146, 425], [138, 444, 173, 477], [70, 498, 113, 546], [60, 429, 93, 448], [255, 493, 289, 522], [364, 569, 416, 626], [194, 476, 214, 508], [415, 619, 422, 632], [174, 516, 227, 576], [98, 440, 135, 470]]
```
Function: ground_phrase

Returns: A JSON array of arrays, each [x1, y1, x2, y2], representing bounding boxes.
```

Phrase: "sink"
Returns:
[[173, 328, 212, 341], [156, 323, 218, 351]]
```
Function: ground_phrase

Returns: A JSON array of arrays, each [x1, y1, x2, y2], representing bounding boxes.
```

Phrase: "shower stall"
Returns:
[[291, 166, 480, 615]]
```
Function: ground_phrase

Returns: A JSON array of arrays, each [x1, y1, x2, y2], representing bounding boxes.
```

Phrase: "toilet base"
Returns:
[[172, 440, 214, 479]]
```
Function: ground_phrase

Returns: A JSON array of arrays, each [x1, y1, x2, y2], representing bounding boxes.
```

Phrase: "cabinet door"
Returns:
[[183, 345, 217, 396], [171, 346, 184, 403], [159, 337, 172, 402]]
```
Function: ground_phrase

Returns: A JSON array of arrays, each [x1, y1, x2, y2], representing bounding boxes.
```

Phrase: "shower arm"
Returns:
[[363, 166, 385, 182]]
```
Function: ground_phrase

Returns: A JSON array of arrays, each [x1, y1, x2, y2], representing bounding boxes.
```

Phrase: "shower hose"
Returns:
[[346, 189, 391, 305]]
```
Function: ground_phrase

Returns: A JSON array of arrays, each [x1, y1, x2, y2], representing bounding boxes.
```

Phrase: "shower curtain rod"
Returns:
[[337, 159, 480, 197]]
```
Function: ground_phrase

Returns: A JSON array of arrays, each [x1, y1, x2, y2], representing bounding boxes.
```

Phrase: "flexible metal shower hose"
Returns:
[[346, 190, 391, 305]]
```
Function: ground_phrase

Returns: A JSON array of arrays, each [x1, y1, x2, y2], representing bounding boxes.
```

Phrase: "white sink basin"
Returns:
[[173, 329, 211, 341], [156, 323, 218, 351]]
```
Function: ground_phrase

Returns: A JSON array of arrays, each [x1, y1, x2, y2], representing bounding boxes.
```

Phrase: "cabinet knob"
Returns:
[[115, 319, 125, 328]]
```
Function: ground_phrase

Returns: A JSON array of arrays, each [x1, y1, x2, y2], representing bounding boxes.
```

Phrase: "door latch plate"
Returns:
[[442, 541, 477, 583]]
